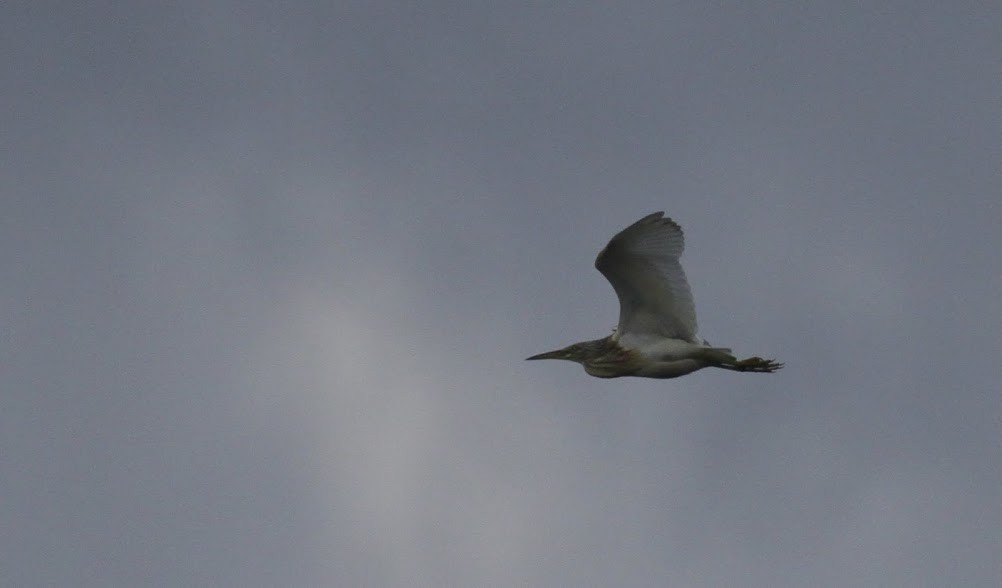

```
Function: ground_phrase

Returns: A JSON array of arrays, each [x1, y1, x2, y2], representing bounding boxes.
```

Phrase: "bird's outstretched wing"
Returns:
[[594, 212, 699, 341]]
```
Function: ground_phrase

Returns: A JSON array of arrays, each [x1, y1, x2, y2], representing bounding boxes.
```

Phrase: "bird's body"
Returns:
[[527, 212, 782, 379]]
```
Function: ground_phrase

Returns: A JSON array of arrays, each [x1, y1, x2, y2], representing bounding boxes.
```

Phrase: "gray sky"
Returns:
[[4, 2, 1001, 586]]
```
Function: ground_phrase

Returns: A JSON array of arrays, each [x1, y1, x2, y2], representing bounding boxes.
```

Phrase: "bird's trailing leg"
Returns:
[[734, 356, 784, 373]]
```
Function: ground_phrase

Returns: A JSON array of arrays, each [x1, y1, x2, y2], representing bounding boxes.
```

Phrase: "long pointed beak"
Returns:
[[526, 349, 564, 360]]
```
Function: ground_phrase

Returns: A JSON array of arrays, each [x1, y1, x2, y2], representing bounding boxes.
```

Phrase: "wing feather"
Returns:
[[594, 212, 699, 341]]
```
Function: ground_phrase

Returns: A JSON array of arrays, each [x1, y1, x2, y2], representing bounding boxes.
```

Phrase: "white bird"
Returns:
[[527, 212, 783, 378]]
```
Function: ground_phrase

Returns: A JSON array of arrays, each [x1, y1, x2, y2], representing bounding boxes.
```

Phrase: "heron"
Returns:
[[527, 212, 783, 378]]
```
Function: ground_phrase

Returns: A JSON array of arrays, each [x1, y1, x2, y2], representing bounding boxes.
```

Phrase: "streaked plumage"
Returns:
[[527, 212, 782, 379]]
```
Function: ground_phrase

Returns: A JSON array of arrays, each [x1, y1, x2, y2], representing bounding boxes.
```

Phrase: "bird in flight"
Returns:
[[527, 212, 783, 379]]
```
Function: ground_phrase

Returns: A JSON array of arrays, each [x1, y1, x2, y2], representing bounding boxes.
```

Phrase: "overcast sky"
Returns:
[[4, 2, 1001, 586]]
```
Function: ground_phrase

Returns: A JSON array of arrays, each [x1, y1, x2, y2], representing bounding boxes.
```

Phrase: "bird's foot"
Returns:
[[735, 356, 784, 373]]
